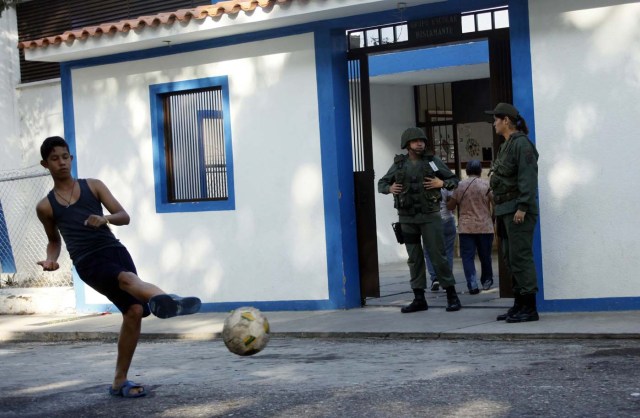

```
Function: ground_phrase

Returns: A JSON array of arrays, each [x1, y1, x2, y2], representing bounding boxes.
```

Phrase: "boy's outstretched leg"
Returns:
[[148, 294, 202, 318], [117, 271, 201, 319]]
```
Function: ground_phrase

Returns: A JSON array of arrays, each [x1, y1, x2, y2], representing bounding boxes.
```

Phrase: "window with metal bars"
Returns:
[[150, 76, 235, 213], [416, 82, 456, 164]]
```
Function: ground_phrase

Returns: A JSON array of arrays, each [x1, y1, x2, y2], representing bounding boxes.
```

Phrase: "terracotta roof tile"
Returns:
[[18, 0, 292, 50]]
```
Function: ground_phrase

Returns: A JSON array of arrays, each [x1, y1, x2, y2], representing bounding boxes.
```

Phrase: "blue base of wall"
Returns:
[[540, 297, 640, 313], [73, 267, 340, 313], [77, 298, 640, 315], [76, 300, 340, 315]]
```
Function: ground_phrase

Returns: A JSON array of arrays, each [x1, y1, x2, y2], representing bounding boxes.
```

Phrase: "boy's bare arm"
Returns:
[[35, 198, 62, 271], [86, 178, 130, 227]]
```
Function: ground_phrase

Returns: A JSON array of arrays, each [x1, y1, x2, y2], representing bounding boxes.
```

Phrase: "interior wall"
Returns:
[[371, 83, 415, 265]]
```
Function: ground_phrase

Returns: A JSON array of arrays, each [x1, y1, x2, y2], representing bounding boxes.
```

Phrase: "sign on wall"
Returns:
[[408, 14, 462, 43]]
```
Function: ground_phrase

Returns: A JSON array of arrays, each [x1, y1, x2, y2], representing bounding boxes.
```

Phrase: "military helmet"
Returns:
[[401, 127, 427, 149]]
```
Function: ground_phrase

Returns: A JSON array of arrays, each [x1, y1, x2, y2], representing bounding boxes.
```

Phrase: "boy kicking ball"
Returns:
[[36, 136, 201, 398]]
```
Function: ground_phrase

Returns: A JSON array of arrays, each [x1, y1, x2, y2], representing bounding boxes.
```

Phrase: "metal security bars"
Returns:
[[416, 83, 457, 164], [348, 59, 366, 172], [163, 87, 229, 202]]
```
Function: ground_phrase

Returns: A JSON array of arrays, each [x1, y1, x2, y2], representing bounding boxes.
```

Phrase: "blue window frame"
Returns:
[[149, 76, 235, 213]]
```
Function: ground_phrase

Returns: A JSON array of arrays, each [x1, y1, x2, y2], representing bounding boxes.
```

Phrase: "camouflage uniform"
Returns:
[[378, 128, 461, 313], [378, 153, 458, 291], [490, 131, 539, 296]]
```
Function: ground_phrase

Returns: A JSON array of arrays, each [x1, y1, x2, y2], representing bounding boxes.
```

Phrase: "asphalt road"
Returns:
[[1, 338, 639, 417]]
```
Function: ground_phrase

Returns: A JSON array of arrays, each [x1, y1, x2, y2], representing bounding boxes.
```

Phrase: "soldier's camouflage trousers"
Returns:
[[401, 213, 456, 290]]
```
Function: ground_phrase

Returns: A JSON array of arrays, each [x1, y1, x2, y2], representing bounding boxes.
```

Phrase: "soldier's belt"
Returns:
[[493, 191, 519, 204]]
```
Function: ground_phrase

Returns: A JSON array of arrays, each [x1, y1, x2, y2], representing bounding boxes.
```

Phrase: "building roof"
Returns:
[[20, 0, 442, 63], [18, 0, 291, 50]]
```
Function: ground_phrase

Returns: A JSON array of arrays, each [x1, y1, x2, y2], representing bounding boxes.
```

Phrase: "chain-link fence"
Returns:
[[0, 165, 72, 287]]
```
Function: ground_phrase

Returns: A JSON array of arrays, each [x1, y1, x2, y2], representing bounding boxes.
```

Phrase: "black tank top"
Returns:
[[47, 179, 123, 264]]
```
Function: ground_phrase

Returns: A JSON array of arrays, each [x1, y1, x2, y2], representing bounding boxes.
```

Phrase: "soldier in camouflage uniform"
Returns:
[[378, 128, 461, 313], [485, 103, 540, 323]]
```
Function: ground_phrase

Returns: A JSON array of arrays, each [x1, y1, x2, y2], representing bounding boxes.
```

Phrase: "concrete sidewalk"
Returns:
[[1, 260, 639, 342], [1, 305, 639, 343]]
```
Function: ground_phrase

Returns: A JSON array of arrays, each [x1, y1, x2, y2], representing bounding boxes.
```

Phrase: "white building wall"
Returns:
[[70, 33, 328, 303], [0, 9, 21, 170], [0, 9, 20, 170], [529, 0, 640, 299], [0, 10, 63, 170], [371, 83, 415, 265], [16, 81, 64, 164]]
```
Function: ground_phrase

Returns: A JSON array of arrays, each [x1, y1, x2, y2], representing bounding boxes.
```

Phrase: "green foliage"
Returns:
[[0, 1, 25, 18], [1, 273, 18, 288]]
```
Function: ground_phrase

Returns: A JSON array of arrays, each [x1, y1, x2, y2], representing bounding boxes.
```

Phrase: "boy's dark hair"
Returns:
[[40, 136, 69, 160], [466, 159, 482, 176]]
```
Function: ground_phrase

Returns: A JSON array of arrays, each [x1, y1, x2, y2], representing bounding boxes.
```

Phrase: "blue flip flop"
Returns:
[[149, 294, 201, 319], [109, 380, 146, 398]]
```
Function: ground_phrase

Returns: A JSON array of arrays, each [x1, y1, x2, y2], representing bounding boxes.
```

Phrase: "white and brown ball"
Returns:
[[222, 306, 270, 356]]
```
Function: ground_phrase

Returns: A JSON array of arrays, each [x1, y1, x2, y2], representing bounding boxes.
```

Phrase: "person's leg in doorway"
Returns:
[[459, 233, 479, 293]]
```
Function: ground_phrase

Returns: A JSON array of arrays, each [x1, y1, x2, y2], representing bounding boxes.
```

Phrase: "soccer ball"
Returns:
[[222, 306, 270, 356]]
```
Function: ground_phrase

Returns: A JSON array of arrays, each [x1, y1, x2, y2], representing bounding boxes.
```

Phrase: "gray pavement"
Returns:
[[3, 338, 640, 417], [1, 260, 639, 342], [2, 260, 639, 418]]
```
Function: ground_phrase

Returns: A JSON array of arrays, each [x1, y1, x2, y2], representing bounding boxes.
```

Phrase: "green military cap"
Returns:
[[400, 127, 427, 149], [485, 102, 519, 119]]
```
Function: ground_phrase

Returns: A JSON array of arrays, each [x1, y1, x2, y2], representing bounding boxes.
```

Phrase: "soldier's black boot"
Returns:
[[445, 286, 461, 312], [506, 293, 539, 323], [497, 293, 522, 321], [401, 289, 428, 313]]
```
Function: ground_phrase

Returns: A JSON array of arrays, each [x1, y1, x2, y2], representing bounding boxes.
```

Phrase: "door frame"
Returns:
[[346, 11, 514, 299]]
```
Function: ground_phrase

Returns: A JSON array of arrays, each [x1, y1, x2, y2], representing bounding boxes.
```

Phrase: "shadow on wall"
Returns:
[[69, 40, 332, 302], [532, 0, 640, 299]]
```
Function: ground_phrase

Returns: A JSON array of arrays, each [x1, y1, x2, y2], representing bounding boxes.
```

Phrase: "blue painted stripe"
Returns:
[[509, 0, 536, 142], [507, 0, 552, 310], [0, 200, 16, 273], [60, 63, 78, 179], [197, 300, 338, 312], [540, 297, 640, 312], [314, 29, 361, 310], [76, 299, 338, 314], [369, 40, 489, 77]]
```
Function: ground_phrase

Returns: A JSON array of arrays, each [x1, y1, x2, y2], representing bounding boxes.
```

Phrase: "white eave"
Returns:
[[24, 0, 445, 63]]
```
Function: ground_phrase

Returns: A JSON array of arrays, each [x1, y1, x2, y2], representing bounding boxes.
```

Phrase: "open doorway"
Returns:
[[347, 7, 513, 304]]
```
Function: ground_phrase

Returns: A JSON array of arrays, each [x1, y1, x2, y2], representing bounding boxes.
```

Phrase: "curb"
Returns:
[[2, 331, 639, 343]]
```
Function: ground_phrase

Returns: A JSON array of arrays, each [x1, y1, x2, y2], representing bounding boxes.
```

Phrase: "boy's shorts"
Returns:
[[75, 246, 151, 317]]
